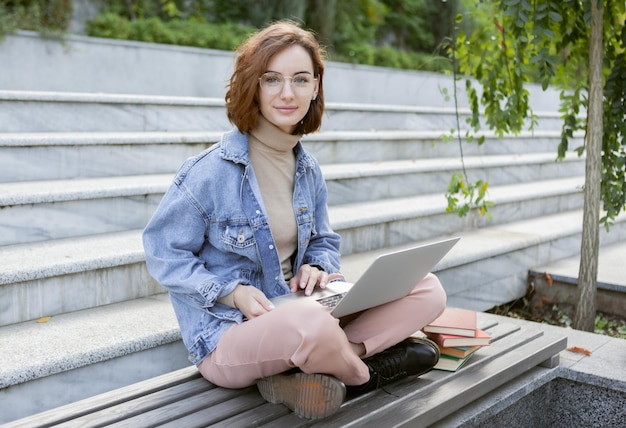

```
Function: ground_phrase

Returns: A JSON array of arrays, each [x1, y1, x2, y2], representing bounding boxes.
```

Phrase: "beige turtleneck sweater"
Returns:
[[248, 116, 300, 280]]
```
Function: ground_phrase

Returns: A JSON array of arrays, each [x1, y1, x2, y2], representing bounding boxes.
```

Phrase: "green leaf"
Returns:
[[548, 11, 563, 22]]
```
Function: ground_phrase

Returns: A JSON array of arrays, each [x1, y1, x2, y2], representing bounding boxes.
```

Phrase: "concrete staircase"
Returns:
[[1, 81, 625, 422]]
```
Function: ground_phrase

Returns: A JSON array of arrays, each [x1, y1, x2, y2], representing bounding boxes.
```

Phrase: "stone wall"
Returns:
[[1, 31, 562, 111]]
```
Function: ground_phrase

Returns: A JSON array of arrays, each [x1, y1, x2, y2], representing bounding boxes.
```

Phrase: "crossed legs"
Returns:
[[198, 273, 446, 389]]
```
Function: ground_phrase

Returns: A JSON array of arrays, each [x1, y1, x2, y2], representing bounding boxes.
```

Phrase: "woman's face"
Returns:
[[258, 44, 319, 134]]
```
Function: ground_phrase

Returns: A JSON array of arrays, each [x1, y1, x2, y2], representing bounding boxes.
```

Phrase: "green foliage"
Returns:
[[85, 4, 452, 73], [85, 12, 132, 40], [378, 0, 461, 54], [445, 173, 493, 218], [450, 0, 626, 227], [594, 313, 626, 338], [0, 0, 72, 37], [332, 0, 388, 51], [86, 13, 256, 51]]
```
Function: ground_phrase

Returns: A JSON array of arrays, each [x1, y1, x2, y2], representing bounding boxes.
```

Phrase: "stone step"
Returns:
[[0, 90, 230, 133], [331, 176, 585, 255], [306, 129, 582, 165], [0, 130, 584, 182], [323, 102, 565, 132], [0, 155, 585, 246], [528, 240, 626, 318], [2, 210, 623, 422], [339, 210, 626, 311], [323, 152, 584, 205], [0, 131, 219, 182], [0, 90, 563, 133], [0, 174, 168, 246], [0, 177, 585, 326]]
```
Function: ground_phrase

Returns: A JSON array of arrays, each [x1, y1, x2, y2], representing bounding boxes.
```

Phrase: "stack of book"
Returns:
[[421, 307, 491, 372]]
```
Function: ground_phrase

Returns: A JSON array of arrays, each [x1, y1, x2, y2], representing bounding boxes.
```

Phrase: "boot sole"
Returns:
[[257, 372, 346, 419]]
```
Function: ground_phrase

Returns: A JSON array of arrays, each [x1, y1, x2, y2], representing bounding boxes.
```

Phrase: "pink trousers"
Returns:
[[197, 272, 446, 388]]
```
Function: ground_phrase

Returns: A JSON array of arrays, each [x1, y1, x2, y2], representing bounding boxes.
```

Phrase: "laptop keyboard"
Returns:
[[316, 293, 347, 310]]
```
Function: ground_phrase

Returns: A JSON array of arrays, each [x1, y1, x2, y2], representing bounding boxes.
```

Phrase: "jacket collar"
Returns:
[[219, 127, 316, 169]]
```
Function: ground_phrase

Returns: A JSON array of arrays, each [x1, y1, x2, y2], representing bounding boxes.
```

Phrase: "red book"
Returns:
[[423, 307, 477, 337], [425, 328, 491, 347]]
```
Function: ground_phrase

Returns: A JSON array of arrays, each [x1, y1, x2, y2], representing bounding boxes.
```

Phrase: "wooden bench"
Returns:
[[3, 314, 566, 427]]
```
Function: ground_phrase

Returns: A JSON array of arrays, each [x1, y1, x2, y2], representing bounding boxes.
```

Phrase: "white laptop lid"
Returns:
[[271, 236, 460, 318]]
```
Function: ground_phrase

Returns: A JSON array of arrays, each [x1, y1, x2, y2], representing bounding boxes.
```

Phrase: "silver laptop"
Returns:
[[271, 237, 460, 318]]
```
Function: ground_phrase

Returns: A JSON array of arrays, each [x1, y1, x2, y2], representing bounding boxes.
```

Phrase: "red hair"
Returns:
[[225, 21, 325, 135]]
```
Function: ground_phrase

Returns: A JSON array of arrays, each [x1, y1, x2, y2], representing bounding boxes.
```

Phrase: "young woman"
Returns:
[[143, 21, 447, 420]]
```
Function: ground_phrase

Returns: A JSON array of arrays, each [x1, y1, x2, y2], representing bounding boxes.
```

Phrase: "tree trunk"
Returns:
[[306, 0, 336, 51], [573, 0, 603, 332]]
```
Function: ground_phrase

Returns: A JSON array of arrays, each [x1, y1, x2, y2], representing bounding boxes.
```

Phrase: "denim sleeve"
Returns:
[[142, 181, 243, 308]]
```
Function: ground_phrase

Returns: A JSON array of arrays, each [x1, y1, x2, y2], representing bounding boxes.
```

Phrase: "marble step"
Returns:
[[0, 90, 230, 133], [0, 90, 563, 133], [0, 177, 585, 326], [331, 176, 584, 255], [323, 102, 565, 132], [0, 129, 583, 182], [323, 152, 585, 205], [339, 211, 626, 312], [0, 154, 585, 246], [2, 210, 624, 422], [0, 131, 220, 182], [0, 166, 584, 248]]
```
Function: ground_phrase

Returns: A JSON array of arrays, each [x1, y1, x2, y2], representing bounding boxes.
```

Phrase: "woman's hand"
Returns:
[[289, 264, 344, 296], [232, 285, 274, 320]]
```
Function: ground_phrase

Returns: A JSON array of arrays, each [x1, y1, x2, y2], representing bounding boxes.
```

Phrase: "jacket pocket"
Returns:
[[219, 221, 258, 259]]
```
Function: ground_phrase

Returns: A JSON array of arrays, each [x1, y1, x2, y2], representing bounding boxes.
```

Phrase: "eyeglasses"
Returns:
[[258, 72, 317, 95]]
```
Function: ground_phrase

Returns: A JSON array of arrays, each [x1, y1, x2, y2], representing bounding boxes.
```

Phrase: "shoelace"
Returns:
[[367, 349, 407, 388]]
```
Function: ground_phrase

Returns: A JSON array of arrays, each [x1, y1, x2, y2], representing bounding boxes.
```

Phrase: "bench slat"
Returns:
[[56, 377, 213, 427], [158, 390, 276, 427], [207, 402, 293, 428], [1, 366, 201, 428], [321, 328, 567, 427], [105, 386, 255, 427]]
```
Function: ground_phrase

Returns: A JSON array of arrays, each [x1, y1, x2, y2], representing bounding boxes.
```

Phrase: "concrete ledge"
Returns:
[[0, 294, 181, 389], [433, 313, 626, 427], [528, 240, 626, 318], [530, 240, 626, 294]]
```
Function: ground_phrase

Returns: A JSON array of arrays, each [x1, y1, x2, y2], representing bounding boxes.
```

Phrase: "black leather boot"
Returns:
[[347, 336, 439, 395]]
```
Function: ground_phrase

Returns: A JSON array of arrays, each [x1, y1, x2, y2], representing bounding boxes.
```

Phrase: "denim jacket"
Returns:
[[142, 127, 342, 365]]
